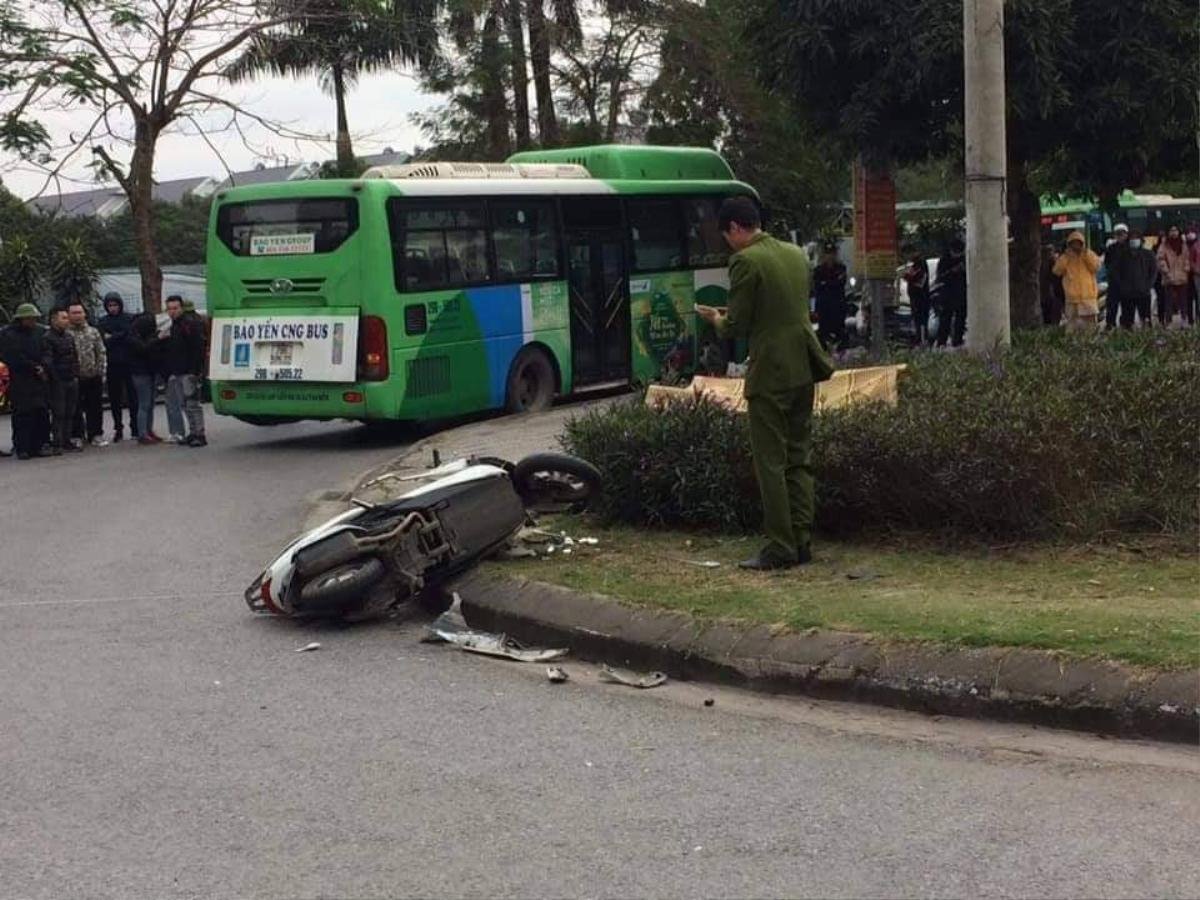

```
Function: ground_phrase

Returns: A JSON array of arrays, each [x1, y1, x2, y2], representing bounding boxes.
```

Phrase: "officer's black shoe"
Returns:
[[738, 554, 795, 571], [796, 544, 813, 565]]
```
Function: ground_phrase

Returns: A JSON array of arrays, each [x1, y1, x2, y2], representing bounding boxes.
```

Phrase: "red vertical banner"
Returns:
[[852, 159, 898, 279]]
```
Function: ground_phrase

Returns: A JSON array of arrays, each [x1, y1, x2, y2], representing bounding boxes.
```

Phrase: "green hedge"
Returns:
[[562, 329, 1200, 539]]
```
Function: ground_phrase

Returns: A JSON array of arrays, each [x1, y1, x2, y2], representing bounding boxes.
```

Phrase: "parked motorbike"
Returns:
[[246, 452, 602, 622]]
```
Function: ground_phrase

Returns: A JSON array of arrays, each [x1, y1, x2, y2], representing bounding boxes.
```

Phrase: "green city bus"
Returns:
[[206, 145, 756, 425], [1040, 190, 1200, 249]]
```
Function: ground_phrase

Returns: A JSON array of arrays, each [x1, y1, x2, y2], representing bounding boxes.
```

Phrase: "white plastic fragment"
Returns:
[[425, 593, 568, 663], [296, 642, 322, 652], [547, 666, 569, 683], [598, 664, 668, 689]]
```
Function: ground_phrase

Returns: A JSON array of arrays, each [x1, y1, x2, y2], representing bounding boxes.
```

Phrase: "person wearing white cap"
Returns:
[[1103, 223, 1131, 330]]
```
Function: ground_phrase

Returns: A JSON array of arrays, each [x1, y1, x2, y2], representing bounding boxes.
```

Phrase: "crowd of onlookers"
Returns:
[[814, 238, 968, 349], [812, 223, 1199, 352], [0, 292, 207, 460], [1041, 225, 1199, 330]]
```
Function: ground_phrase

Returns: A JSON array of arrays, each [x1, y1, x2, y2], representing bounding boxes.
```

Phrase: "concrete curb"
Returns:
[[454, 570, 1200, 743]]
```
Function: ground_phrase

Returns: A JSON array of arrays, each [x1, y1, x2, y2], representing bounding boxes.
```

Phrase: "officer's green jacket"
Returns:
[[715, 233, 832, 397]]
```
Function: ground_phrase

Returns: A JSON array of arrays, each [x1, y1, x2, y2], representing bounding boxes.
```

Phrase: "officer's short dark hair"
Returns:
[[165, 294, 183, 306], [718, 196, 761, 232]]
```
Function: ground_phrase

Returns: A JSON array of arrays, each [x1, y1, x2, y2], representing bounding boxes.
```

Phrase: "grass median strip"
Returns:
[[490, 521, 1199, 670]]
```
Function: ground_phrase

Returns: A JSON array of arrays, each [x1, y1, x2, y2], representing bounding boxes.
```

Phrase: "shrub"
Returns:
[[562, 329, 1200, 539]]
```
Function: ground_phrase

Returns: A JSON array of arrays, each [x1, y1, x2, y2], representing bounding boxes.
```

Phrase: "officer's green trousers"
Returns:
[[747, 384, 816, 563]]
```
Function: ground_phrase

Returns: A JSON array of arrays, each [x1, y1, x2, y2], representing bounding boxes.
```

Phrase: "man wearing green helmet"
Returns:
[[0, 303, 51, 459]]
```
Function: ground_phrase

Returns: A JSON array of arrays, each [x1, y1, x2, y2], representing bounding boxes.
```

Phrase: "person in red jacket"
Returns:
[[1155, 225, 1191, 326]]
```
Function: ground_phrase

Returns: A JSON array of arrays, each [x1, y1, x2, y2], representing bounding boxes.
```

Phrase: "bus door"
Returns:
[[562, 198, 630, 385]]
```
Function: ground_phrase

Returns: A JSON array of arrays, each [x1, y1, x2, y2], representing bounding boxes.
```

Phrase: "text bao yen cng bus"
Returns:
[[205, 145, 758, 426]]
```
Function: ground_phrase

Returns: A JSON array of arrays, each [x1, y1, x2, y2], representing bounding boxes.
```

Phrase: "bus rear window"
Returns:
[[216, 198, 358, 256]]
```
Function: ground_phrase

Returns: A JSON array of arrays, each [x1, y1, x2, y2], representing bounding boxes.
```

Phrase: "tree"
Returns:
[[411, 0, 516, 161], [504, 0, 533, 148], [49, 236, 99, 308], [749, 0, 1199, 327], [0, 1, 318, 313], [0, 235, 44, 319], [642, 0, 843, 237], [553, 12, 659, 143], [228, 0, 439, 176]]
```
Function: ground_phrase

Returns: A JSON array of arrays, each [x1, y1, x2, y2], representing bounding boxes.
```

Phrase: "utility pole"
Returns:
[[963, 0, 1010, 351]]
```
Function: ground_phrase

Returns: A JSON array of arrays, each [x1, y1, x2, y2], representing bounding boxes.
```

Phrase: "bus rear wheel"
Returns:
[[506, 348, 555, 414]]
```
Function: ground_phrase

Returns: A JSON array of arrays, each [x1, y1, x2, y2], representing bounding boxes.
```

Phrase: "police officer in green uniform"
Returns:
[[696, 197, 833, 570]]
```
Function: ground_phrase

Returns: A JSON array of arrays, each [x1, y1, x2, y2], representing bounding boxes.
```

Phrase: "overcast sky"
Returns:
[[0, 72, 435, 200]]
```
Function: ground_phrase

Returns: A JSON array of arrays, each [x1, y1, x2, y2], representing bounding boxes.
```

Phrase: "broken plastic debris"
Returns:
[[547, 666, 569, 683], [295, 642, 322, 652], [425, 593, 568, 663], [598, 664, 668, 689], [506, 527, 598, 558], [670, 557, 721, 568]]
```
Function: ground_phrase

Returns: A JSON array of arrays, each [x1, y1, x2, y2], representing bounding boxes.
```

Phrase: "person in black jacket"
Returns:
[[1119, 230, 1159, 328], [935, 239, 968, 347], [0, 303, 51, 459], [97, 291, 138, 441], [902, 248, 932, 344], [1103, 224, 1131, 330], [811, 242, 848, 351], [128, 311, 164, 444], [162, 295, 207, 447], [1040, 245, 1066, 326], [43, 307, 81, 453]]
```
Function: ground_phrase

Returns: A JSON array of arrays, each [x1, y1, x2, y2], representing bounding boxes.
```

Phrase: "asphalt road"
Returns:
[[1, 411, 1197, 899]]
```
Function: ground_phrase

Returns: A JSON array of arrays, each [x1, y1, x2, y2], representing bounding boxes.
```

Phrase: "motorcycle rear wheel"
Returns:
[[296, 557, 389, 617]]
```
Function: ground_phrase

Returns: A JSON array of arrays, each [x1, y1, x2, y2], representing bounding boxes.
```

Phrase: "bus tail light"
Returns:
[[220, 389, 237, 400], [343, 391, 364, 404], [359, 315, 389, 382]]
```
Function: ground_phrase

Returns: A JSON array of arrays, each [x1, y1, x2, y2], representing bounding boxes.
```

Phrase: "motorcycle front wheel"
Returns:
[[511, 452, 603, 512]]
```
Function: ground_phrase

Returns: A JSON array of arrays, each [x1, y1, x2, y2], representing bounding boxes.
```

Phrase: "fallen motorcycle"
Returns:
[[246, 452, 602, 621]]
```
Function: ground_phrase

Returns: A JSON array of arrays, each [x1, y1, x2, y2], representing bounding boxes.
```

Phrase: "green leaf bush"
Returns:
[[562, 329, 1200, 539]]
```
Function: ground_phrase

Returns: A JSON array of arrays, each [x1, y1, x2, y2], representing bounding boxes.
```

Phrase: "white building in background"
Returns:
[[96, 265, 208, 315]]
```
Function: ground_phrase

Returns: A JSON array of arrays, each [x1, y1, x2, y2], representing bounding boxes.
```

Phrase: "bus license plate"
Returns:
[[268, 343, 294, 366]]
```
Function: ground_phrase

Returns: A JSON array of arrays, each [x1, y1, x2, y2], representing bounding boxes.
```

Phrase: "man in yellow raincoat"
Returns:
[[1052, 230, 1101, 330]]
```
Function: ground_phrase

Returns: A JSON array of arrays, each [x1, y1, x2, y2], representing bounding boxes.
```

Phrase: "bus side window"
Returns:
[[388, 200, 491, 291], [491, 200, 560, 281], [685, 197, 729, 268], [627, 199, 685, 272]]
